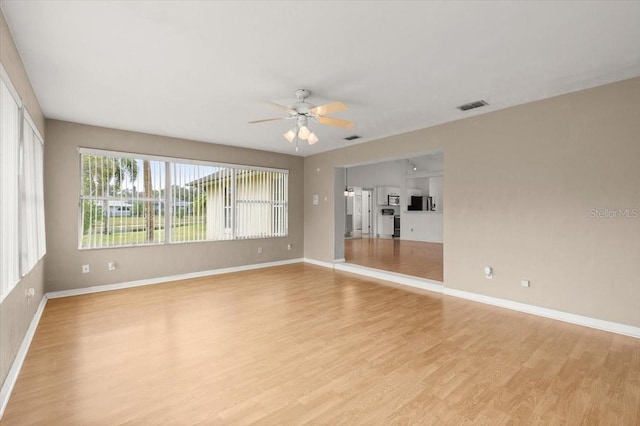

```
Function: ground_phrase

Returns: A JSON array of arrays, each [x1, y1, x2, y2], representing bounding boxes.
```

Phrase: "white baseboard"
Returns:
[[47, 258, 304, 299], [334, 258, 346, 263], [323, 259, 639, 339], [0, 295, 48, 420], [334, 262, 444, 294], [302, 258, 336, 269], [443, 288, 640, 339]]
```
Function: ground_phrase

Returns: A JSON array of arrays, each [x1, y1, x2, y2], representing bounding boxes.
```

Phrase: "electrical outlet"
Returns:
[[257, 247, 263, 254], [484, 266, 493, 279], [25, 287, 35, 307], [108, 261, 116, 271], [82, 264, 90, 274], [521, 280, 531, 288], [287, 244, 291, 251]]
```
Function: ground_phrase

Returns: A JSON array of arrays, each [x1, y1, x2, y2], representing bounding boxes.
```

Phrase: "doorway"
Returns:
[[337, 151, 444, 282], [345, 188, 373, 239]]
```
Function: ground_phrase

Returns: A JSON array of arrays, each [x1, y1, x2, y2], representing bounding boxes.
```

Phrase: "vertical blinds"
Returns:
[[170, 163, 230, 242], [80, 154, 165, 248], [0, 74, 21, 296], [79, 150, 288, 249], [1, 65, 46, 301], [236, 170, 288, 239], [20, 112, 46, 275]]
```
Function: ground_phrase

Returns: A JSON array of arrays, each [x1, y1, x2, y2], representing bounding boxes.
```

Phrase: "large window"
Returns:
[[1, 65, 46, 301], [79, 149, 288, 249], [20, 111, 46, 275]]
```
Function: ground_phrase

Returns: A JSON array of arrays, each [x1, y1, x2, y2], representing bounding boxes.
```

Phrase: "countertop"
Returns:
[[403, 210, 442, 214]]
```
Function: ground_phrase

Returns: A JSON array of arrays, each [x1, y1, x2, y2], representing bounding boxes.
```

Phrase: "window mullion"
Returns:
[[164, 161, 171, 243], [17, 105, 25, 277], [231, 168, 236, 240]]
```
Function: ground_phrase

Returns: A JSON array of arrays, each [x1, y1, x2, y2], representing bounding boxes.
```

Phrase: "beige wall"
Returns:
[[305, 77, 640, 327], [0, 12, 44, 135], [0, 11, 46, 388], [44, 120, 304, 292]]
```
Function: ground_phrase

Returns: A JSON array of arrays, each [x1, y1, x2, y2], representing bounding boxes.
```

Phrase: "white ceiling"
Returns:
[[2, 1, 639, 157]]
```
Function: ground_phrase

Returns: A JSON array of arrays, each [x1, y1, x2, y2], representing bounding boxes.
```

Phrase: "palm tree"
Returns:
[[143, 160, 154, 242], [82, 155, 138, 234]]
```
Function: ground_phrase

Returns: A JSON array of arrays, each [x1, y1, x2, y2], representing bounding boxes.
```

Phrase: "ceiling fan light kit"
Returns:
[[308, 132, 319, 145], [283, 129, 296, 143], [297, 125, 311, 141], [250, 89, 355, 152]]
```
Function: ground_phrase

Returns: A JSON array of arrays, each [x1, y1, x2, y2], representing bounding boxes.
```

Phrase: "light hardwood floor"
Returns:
[[345, 238, 444, 281], [2, 264, 638, 425]]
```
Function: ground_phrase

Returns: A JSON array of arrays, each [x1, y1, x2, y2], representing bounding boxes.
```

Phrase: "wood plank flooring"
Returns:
[[345, 238, 443, 281], [2, 263, 639, 425]]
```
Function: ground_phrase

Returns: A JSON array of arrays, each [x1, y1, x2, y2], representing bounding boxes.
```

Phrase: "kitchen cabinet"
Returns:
[[377, 215, 394, 236], [376, 186, 400, 205], [376, 187, 385, 204], [407, 188, 423, 198]]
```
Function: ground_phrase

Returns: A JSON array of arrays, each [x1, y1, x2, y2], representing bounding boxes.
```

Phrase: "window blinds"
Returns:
[[0, 65, 46, 301], [20, 111, 46, 275], [79, 149, 288, 249], [1, 70, 22, 297]]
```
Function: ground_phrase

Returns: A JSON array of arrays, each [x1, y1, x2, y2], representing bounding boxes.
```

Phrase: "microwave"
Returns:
[[387, 195, 400, 206]]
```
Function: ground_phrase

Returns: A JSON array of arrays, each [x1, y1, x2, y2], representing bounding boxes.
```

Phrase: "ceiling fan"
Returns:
[[249, 89, 355, 151]]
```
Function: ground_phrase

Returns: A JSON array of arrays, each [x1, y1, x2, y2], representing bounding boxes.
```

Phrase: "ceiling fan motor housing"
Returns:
[[295, 89, 311, 100], [297, 115, 308, 127], [289, 103, 308, 114], [292, 89, 315, 114], [291, 89, 314, 114]]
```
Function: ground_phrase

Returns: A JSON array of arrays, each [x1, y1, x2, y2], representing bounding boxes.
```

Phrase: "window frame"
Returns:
[[77, 147, 289, 250], [0, 64, 22, 300], [20, 108, 46, 275], [0, 64, 46, 302]]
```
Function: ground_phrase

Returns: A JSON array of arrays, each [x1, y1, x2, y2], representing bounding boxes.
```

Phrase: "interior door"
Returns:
[[362, 190, 372, 235]]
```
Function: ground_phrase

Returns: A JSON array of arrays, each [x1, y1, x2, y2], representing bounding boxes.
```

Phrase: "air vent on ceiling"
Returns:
[[343, 135, 361, 141], [457, 100, 488, 111]]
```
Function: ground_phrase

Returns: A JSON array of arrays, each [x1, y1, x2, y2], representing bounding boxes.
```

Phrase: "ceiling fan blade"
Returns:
[[317, 116, 355, 129], [261, 100, 296, 115], [248, 117, 286, 124], [310, 101, 347, 116]]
